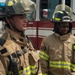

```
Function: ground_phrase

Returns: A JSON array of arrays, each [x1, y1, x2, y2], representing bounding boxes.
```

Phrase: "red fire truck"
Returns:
[[26, 21, 75, 50]]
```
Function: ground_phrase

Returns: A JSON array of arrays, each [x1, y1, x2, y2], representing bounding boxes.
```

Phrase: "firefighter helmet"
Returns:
[[52, 4, 72, 22], [52, 4, 72, 33], [0, 0, 32, 20]]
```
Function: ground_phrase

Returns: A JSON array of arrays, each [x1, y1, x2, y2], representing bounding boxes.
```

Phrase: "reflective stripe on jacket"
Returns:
[[0, 28, 42, 75], [40, 33, 75, 75]]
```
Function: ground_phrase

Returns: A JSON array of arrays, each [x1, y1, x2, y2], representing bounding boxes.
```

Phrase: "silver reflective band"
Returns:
[[63, 20, 71, 22]]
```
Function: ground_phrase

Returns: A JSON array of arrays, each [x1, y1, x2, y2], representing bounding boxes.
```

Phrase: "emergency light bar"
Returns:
[[0, 3, 6, 7], [0, 3, 6, 12], [0, 0, 6, 7], [0, 0, 6, 12]]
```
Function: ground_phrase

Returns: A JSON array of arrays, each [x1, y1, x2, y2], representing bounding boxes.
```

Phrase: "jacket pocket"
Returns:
[[29, 51, 40, 63]]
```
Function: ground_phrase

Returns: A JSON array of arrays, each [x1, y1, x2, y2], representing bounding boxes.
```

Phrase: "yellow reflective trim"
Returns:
[[24, 65, 37, 75], [30, 65, 36, 69], [31, 65, 36, 74], [8, 70, 23, 75], [66, 11, 69, 15], [38, 73, 43, 75], [55, 18, 61, 21], [0, 72, 3, 75], [71, 63, 75, 71], [49, 61, 75, 71], [39, 51, 49, 61], [8, 65, 39, 75], [50, 61, 71, 69], [24, 66, 31, 75], [8, 71, 13, 75], [73, 46, 75, 50], [73, 45, 75, 50], [19, 70, 23, 75], [73, 42, 75, 50]]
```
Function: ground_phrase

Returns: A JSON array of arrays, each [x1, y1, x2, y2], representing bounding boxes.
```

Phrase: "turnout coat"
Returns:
[[0, 28, 42, 75], [40, 33, 75, 75]]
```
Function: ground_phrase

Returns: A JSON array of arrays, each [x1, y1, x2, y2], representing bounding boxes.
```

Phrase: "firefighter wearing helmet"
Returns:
[[0, 0, 42, 75], [39, 4, 75, 75]]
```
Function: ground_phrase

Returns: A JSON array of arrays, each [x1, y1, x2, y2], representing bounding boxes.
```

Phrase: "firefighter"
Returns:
[[39, 4, 75, 75], [0, 0, 42, 75]]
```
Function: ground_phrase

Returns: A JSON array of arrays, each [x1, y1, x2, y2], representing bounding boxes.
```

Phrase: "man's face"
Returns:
[[11, 15, 28, 31], [58, 22, 70, 35]]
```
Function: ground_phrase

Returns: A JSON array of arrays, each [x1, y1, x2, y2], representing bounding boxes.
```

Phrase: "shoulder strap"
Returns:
[[72, 42, 75, 64], [0, 38, 6, 46], [0, 38, 7, 54], [26, 35, 30, 43]]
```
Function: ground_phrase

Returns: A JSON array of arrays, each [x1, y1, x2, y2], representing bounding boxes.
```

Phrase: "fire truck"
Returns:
[[26, 0, 75, 49]]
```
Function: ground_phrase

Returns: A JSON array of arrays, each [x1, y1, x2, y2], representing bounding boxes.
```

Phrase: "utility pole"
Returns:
[[35, 0, 40, 21], [61, 0, 65, 10]]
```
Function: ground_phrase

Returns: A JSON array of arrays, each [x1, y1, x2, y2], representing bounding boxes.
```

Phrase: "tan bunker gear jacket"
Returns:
[[39, 33, 75, 75], [0, 28, 42, 75]]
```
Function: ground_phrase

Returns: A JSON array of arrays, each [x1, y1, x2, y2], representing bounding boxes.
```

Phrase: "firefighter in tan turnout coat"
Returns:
[[0, 0, 42, 75], [39, 4, 75, 75]]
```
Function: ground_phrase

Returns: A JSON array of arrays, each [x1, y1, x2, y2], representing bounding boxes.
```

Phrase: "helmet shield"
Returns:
[[52, 4, 72, 22], [23, 0, 36, 21]]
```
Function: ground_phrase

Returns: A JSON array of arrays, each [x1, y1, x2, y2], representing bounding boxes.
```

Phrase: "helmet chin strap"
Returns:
[[8, 18, 23, 33], [58, 31, 69, 36]]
